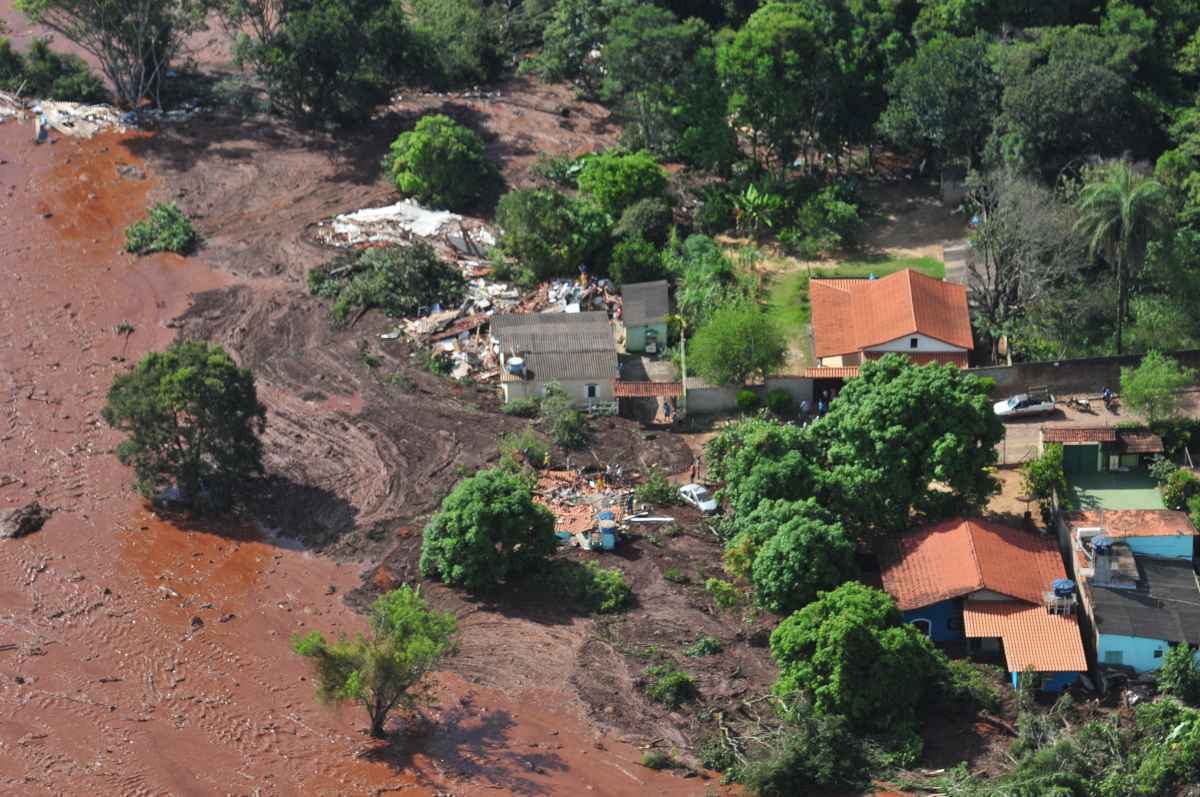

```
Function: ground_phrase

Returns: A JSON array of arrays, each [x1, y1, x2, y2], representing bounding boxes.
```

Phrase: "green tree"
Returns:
[[705, 419, 813, 518], [608, 236, 664, 287], [101, 340, 266, 512], [576, 149, 668, 217], [420, 468, 557, 590], [18, 0, 210, 108], [879, 34, 1000, 166], [599, 5, 734, 170], [688, 302, 786, 387], [663, 234, 753, 329], [494, 188, 610, 282], [750, 512, 857, 614], [1160, 643, 1200, 705], [224, 0, 407, 125], [408, 0, 500, 88], [1121, 350, 1197, 424], [524, 0, 635, 90], [716, 2, 834, 180], [1021, 442, 1069, 505], [293, 586, 457, 738], [770, 582, 945, 737], [124, 201, 197, 255], [613, 197, 673, 248], [386, 115, 501, 211], [1075, 161, 1171, 353], [540, 381, 588, 449], [0, 36, 107, 102], [806, 355, 1002, 537], [307, 242, 465, 323]]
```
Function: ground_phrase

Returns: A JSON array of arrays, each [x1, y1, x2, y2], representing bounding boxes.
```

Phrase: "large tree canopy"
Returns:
[[419, 468, 557, 591], [688, 302, 787, 387], [101, 340, 267, 512]]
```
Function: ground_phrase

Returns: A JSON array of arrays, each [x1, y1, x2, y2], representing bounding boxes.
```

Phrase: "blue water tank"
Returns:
[[1052, 579, 1076, 598]]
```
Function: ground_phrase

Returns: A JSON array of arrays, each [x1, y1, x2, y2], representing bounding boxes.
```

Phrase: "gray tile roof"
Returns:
[[1089, 556, 1200, 644], [493, 310, 617, 382], [621, 280, 669, 327]]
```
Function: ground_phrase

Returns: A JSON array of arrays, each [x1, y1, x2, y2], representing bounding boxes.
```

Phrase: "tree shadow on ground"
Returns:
[[364, 703, 566, 795]]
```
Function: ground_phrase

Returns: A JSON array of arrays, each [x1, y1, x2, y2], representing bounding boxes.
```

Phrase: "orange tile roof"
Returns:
[[810, 270, 973, 358], [1066, 509, 1198, 538], [862, 350, 969, 367], [963, 601, 1087, 672], [1041, 427, 1117, 443], [797, 367, 861, 378], [880, 518, 1067, 611], [612, 380, 683, 398]]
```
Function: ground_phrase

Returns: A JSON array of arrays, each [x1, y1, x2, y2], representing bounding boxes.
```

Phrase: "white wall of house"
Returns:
[[503, 378, 613, 407], [867, 333, 965, 354]]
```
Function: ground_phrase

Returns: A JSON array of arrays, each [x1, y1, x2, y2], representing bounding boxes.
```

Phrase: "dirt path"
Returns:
[[0, 122, 726, 795]]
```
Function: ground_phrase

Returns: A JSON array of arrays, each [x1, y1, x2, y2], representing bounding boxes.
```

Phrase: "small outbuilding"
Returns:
[[620, 280, 669, 354]]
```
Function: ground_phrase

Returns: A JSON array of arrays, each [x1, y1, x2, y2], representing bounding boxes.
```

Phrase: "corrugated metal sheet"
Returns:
[[621, 280, 669, 327]]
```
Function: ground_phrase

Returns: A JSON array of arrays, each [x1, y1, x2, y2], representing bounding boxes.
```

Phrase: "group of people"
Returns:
[[799, 388, 838, 422]]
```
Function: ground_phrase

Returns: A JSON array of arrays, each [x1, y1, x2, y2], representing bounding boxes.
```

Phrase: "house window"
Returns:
[[1154, 649, 1164, 658], [911, 619, 932, 637], [909, 337, 918, 349], [586, 384, 598, 399], [1104, 650, 1124, 665]]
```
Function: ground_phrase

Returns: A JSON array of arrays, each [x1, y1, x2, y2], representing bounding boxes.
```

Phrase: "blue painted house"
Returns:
[[1064, 510, 1200, 673], [881, 518, 1088, 692]]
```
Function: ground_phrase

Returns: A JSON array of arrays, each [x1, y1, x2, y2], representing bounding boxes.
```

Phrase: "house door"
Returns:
[[1062, 443, 1098, 476]]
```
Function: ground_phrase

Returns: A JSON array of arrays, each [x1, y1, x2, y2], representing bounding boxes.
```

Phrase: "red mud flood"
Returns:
[[0, 122, 726, 795]]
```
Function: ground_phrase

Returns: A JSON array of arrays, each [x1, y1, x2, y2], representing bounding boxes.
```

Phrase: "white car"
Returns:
[[679, 483, 719, 514], [993, 393, 1056, 418]]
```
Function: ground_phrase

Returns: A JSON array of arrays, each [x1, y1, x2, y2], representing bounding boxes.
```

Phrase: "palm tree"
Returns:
[[1074, 161, 1170, 354]]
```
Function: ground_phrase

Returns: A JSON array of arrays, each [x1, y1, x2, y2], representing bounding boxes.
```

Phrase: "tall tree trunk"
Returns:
[[1115, 256, 1127, 355], [369, 698, 387, 738]]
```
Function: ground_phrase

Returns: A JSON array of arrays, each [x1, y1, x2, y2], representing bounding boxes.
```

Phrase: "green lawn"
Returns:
[[764, 255, 946, 367]]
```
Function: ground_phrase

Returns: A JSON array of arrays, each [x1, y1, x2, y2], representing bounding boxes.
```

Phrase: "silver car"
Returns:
[[679, 483, 719, 514], [993, 393, 1056, 418]]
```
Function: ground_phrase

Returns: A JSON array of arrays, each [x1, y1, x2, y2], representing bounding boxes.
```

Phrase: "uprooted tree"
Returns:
[[17, 0, 212, 108], [101, 340, 266, 512], [293, 586, 457, 738]]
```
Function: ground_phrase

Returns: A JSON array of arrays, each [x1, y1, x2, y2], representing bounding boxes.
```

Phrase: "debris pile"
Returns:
[[314, 200, 496, 255], [534, 469, 640, 550], [0, 95, 208, 138]]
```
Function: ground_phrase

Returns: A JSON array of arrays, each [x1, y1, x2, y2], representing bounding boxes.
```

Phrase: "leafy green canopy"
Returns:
[[688, 302, 787, 387], [1121, 350, 1197, 425], [125, 202, 197, 256], [806, 355, 1002, 536], [101, 340, 266, 512], [770, 582, 946, 737], [293, 586, 457, 738], [420, 467, 557, 591], [576, 149, 669, 217], [226, 0, 408, 125], [407, 0, 502, 89], [494, 188, 610, 282], [750, 511, 857, 615], [0, 36, 106, 102], [307, 242, 465, 324], [386, 114, 501, 212]]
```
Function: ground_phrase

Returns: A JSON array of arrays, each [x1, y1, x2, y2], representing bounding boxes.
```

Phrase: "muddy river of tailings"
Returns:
[[0, 123, 720, 795]]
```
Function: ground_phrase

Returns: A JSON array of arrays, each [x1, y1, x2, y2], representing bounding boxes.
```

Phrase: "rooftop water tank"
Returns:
[[506, 356, 525, 376], [1052, 579, 1076, 598]]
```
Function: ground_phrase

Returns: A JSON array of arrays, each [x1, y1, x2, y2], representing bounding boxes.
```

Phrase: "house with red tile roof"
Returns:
[[810, 269, 973, 368], [880, 517, 1087, 692]]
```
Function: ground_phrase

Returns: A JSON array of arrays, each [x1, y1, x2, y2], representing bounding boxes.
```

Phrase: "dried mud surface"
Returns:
[[0, 119, 732, 795]]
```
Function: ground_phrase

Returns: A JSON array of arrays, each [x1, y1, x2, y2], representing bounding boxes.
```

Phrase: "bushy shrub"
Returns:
[[548, 560, 632, 614], [695, 185, 736, 235], [792, 185, 861, 252], [529, 152, 583, 187], [308, 242, 465, 324], [938, 659, 1002, 713], [643, 665, 698, 708], [1160, 643, 1200, 704], [778, 227, 825, 259], [124, 203, 197, 255], [0, 37, 106, 102], [765, 388, 793, 416], [684, 635, 723, 657], [501, 398, 540, 418], [705, 577, 742, 611], [736, 389, 760, 411], [1149, 455, 1178, 484], [385, 115, 501, 211], [577, 150, 669, 217], [498, 427, 549, 468], [1162, 468, 1200, 510], [613, 197, 673, 247], [640, 750, 676, 770], [541, 382, 588, 449], [738, 707, 869, 794], [750, 514, 858, 614], [636, 466, 678, 506]]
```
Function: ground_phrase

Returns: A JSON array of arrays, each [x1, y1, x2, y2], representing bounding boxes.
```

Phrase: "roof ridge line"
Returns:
[[963, 519, 987, 593]]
